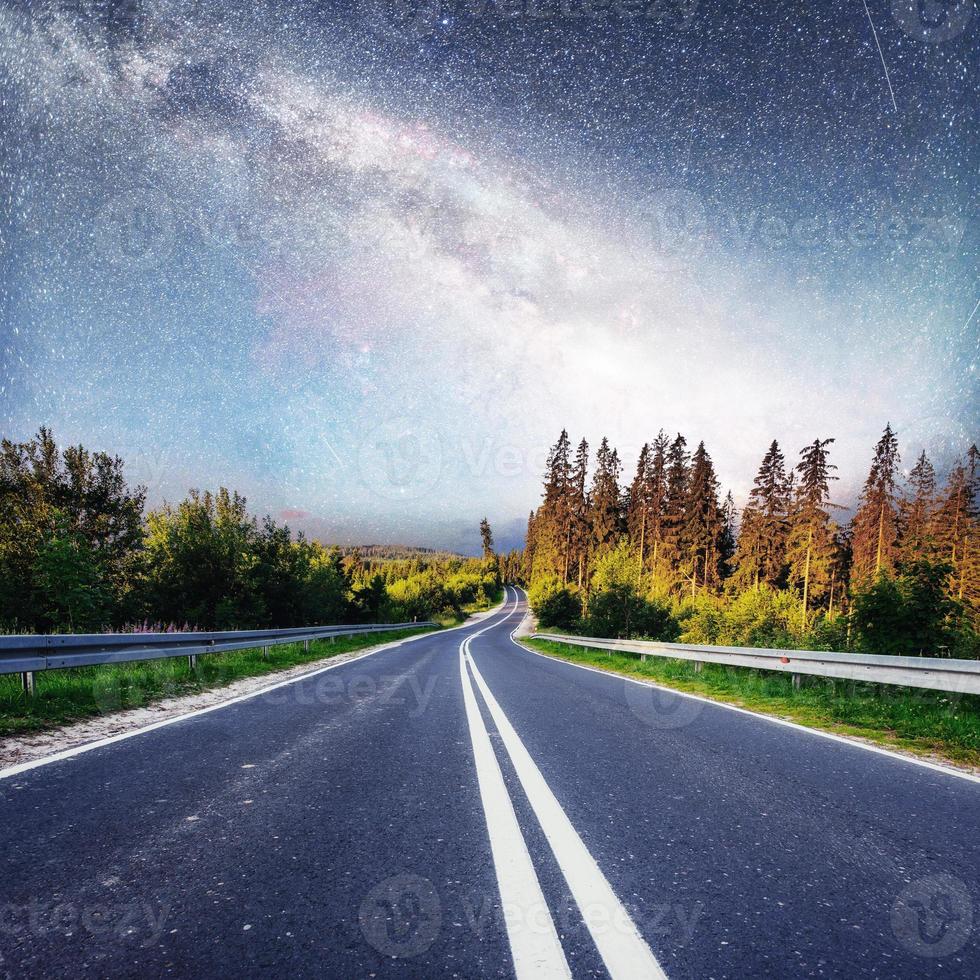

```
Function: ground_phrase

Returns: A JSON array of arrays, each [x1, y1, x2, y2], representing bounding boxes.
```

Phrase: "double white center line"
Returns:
[[459, 591, 668, 979]]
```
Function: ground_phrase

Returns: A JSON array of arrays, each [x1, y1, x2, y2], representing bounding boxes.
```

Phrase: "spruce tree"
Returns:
[[589, 437, 623, 559], [479, 517, 495, 559], [533, 430, 572, 581], [683, 441, 722, 594], [523, 510, 536, 583], [646, 430, 670, 583], [626, 443, 651, 562], [718, 491, 737, 582], [932, 447, 980, 623], [569, 438, 590, 587], [661, 434, 690, 586], [732, 440, 792, 590], [850, 423, 901, 587], [786, 437, 839, 626], [897, 450, 936, 565]]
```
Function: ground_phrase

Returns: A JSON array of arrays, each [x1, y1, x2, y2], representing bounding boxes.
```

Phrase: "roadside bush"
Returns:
[[582, 584, 679, 640], [852, 561, 963, 657], [528, 575, 581, 630]]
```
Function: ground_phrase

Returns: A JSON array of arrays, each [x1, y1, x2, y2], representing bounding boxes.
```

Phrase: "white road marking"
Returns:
[[0, 601, 508, 782], [465, 641, 669, 980], [507, 589, 980, 786], [458, 592, 571, 979]]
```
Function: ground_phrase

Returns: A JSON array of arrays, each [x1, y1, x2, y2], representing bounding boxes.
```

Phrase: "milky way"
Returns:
[[0, 0, 976, 552]]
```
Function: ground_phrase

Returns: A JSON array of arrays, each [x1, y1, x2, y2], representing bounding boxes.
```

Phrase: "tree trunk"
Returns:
[[875, 502, 885, 575], [801, 525, 812, 630]]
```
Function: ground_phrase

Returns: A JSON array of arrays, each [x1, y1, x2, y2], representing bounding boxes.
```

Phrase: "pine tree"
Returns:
[[732, 440, 792, 590], [660, 434, 690, 586], [626, 443, 651, 573], [533, 430, 572, 581], [897, 450, 936, 565], [645, 430, 670, 583], [589, 437, 622, 559], [718, 491, 737, 582], [786, 437, 839, 626], [479, 517, 494, 559], [522, 510, 536, 583], [682, 442, 722, 594], [932, 446, 980, 624], [851, 423, 901, 587], [569, 438, 590, 588]]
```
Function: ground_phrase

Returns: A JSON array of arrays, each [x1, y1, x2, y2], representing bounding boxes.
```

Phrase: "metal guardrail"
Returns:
[[1, 622, 436, 694], [531, 633, 980, 695]]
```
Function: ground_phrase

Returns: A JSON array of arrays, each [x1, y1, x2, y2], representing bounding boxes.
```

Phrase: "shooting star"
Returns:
[[964, 296, 980, 333], [860, 0, 898, 113]]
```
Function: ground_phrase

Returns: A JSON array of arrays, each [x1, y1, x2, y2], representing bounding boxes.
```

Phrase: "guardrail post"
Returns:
[[21, 671, 36, 696], [304, 639, 309, 652], [694, 661, 703, 673], [792, 673, 802, 690], [188, 654, 198, 671], [263, 646, 270, 660]]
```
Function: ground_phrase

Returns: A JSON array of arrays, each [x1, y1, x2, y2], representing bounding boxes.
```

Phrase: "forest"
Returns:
[[522, 427, 980, 658], [0, 429, 502, 634]]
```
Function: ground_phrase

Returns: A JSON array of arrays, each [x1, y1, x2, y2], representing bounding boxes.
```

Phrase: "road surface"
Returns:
[[1, 587, 977, 978]]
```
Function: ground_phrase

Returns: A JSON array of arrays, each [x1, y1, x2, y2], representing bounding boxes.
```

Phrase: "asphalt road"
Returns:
[[1, 587, 978, 978]]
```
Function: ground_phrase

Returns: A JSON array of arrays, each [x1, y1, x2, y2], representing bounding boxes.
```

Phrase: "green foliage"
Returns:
[[678, 586, 804, 648], [852, 561, 961, 656], [526, 426, 980, 659], [583, 585, 679, 640], [0, 430, 503, 636], [34, 511, 110, 632], [0, 428, 145, 630], [528, 575, 581, 630]]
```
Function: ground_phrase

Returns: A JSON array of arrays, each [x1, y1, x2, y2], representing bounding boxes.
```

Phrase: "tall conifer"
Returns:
[[851, 424, 901, 586], [683, 441, 722, 593], [786, 437, 839, 625]]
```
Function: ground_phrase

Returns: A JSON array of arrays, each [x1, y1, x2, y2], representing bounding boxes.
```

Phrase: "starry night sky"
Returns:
[[0, 0, 977, 553]]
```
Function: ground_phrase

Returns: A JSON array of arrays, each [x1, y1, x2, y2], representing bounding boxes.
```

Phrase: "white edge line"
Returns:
[[465, 645, 668, 980], [507, 589, 980, 787], [0, 599, 509, 782], [459, 592, 571, 979]]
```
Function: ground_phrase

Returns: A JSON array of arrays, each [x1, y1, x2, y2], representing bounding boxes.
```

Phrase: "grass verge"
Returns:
[[0, 626, 436, 737], [523, 637, 980, 770]]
